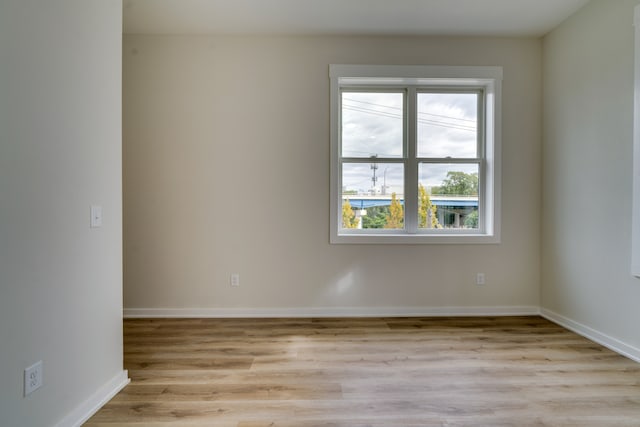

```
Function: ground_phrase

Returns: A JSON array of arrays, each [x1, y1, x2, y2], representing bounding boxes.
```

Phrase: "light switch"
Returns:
[[90, 205, 103, 228]]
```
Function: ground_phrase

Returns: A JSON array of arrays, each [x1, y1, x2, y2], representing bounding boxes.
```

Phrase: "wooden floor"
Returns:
[[85, 316, 640, 426]]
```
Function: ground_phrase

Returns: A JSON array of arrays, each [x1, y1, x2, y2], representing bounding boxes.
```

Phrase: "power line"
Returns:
[[343, 104, 476, 133], [342, 104, 402, 120], [343, 99, 476, 132], [343, 97, 477, 123]]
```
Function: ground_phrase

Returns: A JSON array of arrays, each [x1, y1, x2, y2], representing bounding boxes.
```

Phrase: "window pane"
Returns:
[[341, 92, 403, 158], [341, 162, 404, 230], [417, 92, 478, 158], [418, 163, 479, 229]]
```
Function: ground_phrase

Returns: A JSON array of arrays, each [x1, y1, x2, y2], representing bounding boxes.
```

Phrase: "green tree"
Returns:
[[361, 206, 388, 229], [384, 193, 404, 229], [431, 171, 478, 196], [341, 199, 359, 229], [464, 210, 479, 228], [418, 183, 441, 229]]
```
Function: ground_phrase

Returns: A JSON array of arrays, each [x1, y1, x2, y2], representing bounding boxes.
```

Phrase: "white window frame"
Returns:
[[633, 5, 640, 277], [330, 65, 502, 244]]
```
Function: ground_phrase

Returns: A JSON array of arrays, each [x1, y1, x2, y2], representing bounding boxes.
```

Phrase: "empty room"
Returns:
[[2, 0, 640, 426]]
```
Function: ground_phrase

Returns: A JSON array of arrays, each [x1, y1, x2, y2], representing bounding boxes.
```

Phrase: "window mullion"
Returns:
[[405, 87, 418, 234], [416, 158, 481, 164]]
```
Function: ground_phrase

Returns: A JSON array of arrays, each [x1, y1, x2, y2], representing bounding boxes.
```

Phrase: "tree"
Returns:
[[431, 171, 478, 196], [361, 206, 388, 229], [464, 210, 479, 228], [341, 199, 359, 229], [384, 193, 404, 229], [418, 183, 441, 229]]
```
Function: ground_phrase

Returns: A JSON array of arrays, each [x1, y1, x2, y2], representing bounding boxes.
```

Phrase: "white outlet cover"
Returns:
[[476, 273, 486, 285], [230, 273, 240, 287], [90, 205, 103, 228], [24, 360, 43, 396]]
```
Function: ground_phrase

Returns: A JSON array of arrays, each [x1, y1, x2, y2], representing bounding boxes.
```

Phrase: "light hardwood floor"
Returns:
[[85, 316, 640, 426]]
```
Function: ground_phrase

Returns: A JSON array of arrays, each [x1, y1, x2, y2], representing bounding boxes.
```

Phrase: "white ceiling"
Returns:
[[123, 0, 590, 37]]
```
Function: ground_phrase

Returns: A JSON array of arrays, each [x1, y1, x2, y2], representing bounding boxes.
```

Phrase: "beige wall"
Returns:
[[542, 0, 640, 351], [0, 0, 124, 425], [123, 35, 541, 313]]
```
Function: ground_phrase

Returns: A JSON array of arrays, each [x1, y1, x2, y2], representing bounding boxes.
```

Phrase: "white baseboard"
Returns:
[[124, 305, 540, 318], [53, 370, 129, 427], [541, 308, 640, 363]]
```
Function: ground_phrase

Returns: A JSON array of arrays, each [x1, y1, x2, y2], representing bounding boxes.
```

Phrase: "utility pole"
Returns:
[[382, 167, 388, 195], [370, 155, 378, 192]]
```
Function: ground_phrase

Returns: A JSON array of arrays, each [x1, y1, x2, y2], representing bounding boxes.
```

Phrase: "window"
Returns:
[[330, 65, 502, 244]]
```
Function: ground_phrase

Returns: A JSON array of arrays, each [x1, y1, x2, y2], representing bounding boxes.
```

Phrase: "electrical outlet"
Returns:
[[230, 273, 240, 287], [24, 361, 43, 396], [476, 273, 486, 285]]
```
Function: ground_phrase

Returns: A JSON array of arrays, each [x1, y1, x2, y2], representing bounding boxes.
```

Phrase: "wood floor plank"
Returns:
[[85, 316, 640, 426], [110, 383, 343, 402]]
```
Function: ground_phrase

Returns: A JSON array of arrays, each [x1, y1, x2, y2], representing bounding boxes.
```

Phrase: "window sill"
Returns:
[[331, 232, 500, 245]]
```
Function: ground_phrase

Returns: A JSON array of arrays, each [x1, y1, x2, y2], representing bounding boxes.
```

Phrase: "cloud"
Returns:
[[342, 162, 404, 195], [417, 92, 477, 158], [419, 163, 478, 189], [341, 92, 403, 158], [341, 91, 479, 194]]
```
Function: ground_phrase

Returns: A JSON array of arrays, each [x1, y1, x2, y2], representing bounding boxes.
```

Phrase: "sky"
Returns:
[[341, 91, 479, 196]]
